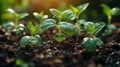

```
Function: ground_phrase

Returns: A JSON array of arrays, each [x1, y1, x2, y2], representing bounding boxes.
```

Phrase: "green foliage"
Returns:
[[105, 24, 116, 35], [3, 22, 14, 29], [82, 37, 104, 52], [7, 8, 28, 28], [54, 33, 65, 42], [40, 19, 56, 32], [33, 12, 48, 24], [16, 59, 29, 67], [27, 21, 41, 36], [101, 4, 120, 24], [20, 35, 42, 48], [84, 22, 105, 37], [60, 22, 75, 36], [70, 3, 89, 35], [70, 3, 89, 17], [50, 8, 75, 22]]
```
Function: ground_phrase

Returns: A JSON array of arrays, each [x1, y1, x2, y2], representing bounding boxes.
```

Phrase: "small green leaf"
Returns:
[[105, 29, 112, 35], [41, 19, 56, 32], [20, 13, 28, 19], [107, 24, 116, 30], [54, 33, 65, 42], [101, 4, 111, 16], [111, 7, 120, 16], [95, 22, 105, 34], [62, 10, 75, 21], [50, 8, 60, 18], [69, 5, 79, 16], [77, 3, 89, 14], [82, 37, 104, 52], [27, 21, 40, 35], [60, 22, 75, 36], [7, 8, 16, 15], [30, 35, 42, 45], [3, 22, 14, 29], [84, 22, 96, 36], [20, 36, 31, 47]]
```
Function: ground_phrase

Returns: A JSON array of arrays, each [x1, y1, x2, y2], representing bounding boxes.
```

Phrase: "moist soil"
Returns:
[[0, 26, 120, 67]]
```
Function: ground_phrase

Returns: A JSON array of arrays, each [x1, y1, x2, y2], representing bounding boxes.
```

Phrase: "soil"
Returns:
[[0, 25, 120, 67]]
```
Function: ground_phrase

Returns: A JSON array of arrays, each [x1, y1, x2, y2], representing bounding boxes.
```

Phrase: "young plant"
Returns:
[[70, 3, 89, 34], [33, 11, 48, 24], [40, 8, 76, 42], [82, 22, 105, 52], [7, 8, 28, 34], [101, 4, 120, 35], [20, 21, 42, 48]]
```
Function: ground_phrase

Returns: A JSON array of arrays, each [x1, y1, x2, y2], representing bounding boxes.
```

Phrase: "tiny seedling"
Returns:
[[101, 4, 120, 35], [40, 8, 76, 42], [82, 22, 105, 52], [70, 3, 89, 34], [7, 8, 28, 35], [33, 11, 48, 24], [20, 21, 42, 48]]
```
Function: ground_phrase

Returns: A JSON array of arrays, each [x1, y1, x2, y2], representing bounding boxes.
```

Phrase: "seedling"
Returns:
[[20, 21, 42, 48], [33, 11, 48, 24], [70, 3, 89, 34], [101, 4, 120, 35], [82, 22, 105, 52], [7, 8, 28, 35], [40, 8, 76, 42]]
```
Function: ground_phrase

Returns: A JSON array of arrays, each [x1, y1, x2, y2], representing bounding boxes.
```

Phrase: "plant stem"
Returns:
[[15, 18, 18, 28], [57, 18, 62, 35], [108, 16, 111, 25]]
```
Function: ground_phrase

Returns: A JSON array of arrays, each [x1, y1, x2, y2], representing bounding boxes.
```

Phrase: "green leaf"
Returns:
[[27, 21, 40, 35], [78, 19, 87, 25], [84, 22, 96, 36], [107, 24, 116, 30], [50, 8, 60, 18], [60, 22, 75, 36], [69, 5, 79, 16], [3, 22, 14, 29], [84, 22, 105, 36], [111, 7, 120, 16], [82, 37, 104, 52], [20, 36, 31, 47], [20, 13, 28, 19], [62, 10, 75, 21], [54, 33, 65, 42], [77, 3, 89, 14], [30, 35, 42, 45], [7, 8, 16, 15], [105, 29, 112, 35], [41, 19, 56, 32], [101, 4, 111, 16], [95, 22, 105, 34]]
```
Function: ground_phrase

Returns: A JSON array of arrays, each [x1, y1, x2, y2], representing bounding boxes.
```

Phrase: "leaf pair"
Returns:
[[41, 19, 75, 42], [70, 3, 89, 17], [82, 37, 104, 52], [84, 22, 105, 37], [20, 35, 42, 47], [41, 19, 75, 36], [27, 21, 41, 36], [7, 8, 28, 19], [50, 9, 75, 22]]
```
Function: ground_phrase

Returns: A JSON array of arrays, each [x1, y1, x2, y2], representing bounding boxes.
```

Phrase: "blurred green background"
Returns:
[[0, 0, 120, 24]]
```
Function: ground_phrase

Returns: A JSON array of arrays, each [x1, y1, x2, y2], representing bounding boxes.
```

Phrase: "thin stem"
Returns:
[[15, 18, 18, 28], [108, 16, 111, 25], [57, 18, 62, 35]]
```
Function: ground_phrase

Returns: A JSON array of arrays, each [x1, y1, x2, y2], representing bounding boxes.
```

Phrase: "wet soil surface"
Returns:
[[0, 28, 120, 67]]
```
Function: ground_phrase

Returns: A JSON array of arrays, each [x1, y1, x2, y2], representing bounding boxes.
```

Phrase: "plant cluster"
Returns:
[[2, 3, 119, 52]]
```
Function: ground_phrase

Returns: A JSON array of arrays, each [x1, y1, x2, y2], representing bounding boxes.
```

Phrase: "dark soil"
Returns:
[[0, 26, 120, 67]]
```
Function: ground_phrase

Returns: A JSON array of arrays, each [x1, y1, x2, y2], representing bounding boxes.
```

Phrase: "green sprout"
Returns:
[[7, 8, 28, 35], [82, 22, 105, 52], [40, 8, 75, 42], [70, 3, 89, 34], [101, 4, 120, 35], [33, 11, 48, 24], [20, 21, 42, 48]]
